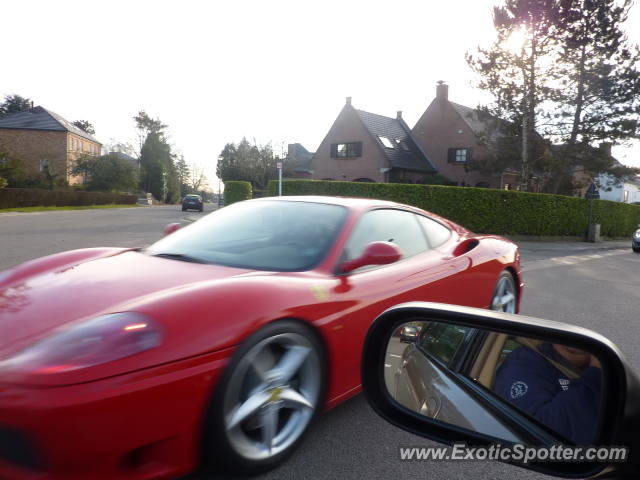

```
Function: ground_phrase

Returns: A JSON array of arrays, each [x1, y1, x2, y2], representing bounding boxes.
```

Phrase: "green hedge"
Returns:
[[267, 180, 640, 237], [224, 181, 252, 206], [0, 188, 137, 209]]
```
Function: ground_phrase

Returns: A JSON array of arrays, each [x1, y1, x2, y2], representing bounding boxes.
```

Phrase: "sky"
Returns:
[[2, 0, 639, 190]]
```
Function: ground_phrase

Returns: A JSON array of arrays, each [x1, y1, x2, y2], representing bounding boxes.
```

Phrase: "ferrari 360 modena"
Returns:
[[0, 196, 523, 479]]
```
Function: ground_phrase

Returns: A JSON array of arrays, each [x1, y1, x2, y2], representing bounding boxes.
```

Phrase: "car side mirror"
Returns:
[[339, 241, 402, 274], [361, 302, 640, 479], [163, 223, 181, 236]]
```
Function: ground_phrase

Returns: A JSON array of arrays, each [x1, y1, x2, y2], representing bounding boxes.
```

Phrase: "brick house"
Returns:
[[412, 82, 524, 189], [285, 143, 314, 179], [0, 106, 101, 185], [310, 97, 436, 183]]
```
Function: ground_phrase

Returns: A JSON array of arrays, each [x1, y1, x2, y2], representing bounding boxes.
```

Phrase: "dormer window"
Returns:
[[378, 136, 395, 149], [395, 139, 411, 151]]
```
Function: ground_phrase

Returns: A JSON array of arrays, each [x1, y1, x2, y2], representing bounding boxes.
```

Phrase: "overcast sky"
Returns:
[[2, 0, 639, 188]]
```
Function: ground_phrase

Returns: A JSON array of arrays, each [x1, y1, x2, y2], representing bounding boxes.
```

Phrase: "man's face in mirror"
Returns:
[[552, 344, 592, 369]]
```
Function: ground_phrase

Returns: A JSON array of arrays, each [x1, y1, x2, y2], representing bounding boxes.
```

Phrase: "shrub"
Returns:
[[224, 181, 252, 206], [266, 180, 640, 237], [0, 188, 137, 209]]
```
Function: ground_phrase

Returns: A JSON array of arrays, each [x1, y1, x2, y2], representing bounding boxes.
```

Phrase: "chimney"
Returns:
[[30, 100, 34, 109], [436, 80, 448, 100], [396, 111, 402, 120], [346, 96, 352, 105], [599, 142, 612, 156]]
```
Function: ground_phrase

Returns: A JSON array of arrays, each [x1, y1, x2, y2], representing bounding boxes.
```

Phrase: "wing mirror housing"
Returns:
[[339, 241, 402, 274], [361, 302, 640, 479], [163, 223, 181, 236]]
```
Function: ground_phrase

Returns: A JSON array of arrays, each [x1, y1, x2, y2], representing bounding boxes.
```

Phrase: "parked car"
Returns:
[[362, 303, 640, 479], [399, 324, 422, 343], [182, 194, 203, 212], [632, 226, 640, 253], [0, 196, 523, 478]]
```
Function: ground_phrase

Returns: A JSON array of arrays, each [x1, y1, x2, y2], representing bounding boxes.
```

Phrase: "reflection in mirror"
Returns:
[[385, 320, 603, 446]]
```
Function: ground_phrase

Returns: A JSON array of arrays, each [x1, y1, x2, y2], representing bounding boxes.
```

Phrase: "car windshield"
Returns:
[[146, 200, 348, 271]]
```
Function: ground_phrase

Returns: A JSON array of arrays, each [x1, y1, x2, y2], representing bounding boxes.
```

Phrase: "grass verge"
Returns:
[[0, 204, 141, 213]]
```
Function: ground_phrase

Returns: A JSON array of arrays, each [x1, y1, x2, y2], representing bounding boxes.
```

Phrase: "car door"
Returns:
[[332, 208, 472, 389]]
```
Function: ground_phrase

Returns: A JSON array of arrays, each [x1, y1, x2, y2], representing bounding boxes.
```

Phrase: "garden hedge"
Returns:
[[267, 180, 640, 237], [0, 188, 137, 209], [224, 181, 252, 206]]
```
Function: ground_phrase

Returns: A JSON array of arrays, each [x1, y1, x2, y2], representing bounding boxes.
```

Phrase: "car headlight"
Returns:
[[0, 313, 163, 374], [634, 230, 640, 239]]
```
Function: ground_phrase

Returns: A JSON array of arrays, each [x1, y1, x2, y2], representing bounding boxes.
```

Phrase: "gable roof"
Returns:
[[449, 102, 507, 145], [287, 143, 314, 172], [0, 106, 101, 143], [355, 109, 436, 173], [107, 151, 137, 162]]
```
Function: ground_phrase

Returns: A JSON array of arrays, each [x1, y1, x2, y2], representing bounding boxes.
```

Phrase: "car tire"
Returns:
[[633, 246, 640, 253], [490, 271, 518, 313], [202, 320, 326, 475], [181, 207, 186, 211]]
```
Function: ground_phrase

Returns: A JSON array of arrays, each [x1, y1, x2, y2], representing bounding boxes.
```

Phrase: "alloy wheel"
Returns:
[[222, 332, 321, 460], [491, 273, 517, 313]]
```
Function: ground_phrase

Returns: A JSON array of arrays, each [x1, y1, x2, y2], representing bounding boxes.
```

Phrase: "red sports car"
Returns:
[[0, 196, 522, 479]]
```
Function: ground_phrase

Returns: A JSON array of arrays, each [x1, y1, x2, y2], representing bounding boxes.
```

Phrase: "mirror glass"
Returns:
[[385, 320, 603, 446]]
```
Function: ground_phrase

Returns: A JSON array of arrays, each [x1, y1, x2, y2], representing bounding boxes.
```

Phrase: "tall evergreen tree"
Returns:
[[552, 0, 640, 167], [134, 111, 181, 203], [467, 0, 561, 190], [175, 155, 191, 197], [72, 120, 96, 135], [139, 131, 171, 201], [0, 94, 32, 117]]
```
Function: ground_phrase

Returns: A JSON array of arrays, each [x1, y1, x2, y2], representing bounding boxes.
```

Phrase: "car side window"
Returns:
[[418, 323, 472, 366], [342, 209, 429, 263], [416, 215, 451, 248]]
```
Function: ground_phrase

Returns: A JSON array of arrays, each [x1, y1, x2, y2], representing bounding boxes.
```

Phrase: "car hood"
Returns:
[[0, 250, 254, 357]]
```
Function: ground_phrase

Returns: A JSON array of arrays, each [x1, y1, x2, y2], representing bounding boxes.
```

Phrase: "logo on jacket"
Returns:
[[558, 378, 570, 391], [510, 381, 528, 399]]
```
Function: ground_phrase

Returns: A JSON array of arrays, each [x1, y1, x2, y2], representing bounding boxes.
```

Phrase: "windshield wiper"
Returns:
[[151, 252, 205, 264]]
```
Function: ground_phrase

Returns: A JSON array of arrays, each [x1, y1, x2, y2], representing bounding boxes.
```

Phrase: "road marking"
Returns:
[[522, 249, 628, 272], [389, 354, 402, 358], [384, 363, 392, 368]]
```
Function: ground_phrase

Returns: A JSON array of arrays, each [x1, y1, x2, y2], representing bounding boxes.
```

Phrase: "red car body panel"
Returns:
[[0, 196, 522, 479]]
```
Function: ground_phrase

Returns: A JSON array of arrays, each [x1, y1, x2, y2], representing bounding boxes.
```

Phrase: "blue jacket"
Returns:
[[494, 343, 601, 445]]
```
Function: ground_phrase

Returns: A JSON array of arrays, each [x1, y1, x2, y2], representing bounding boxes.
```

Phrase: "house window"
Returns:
[[396, 139, 411, 151], [331, 142, 362, 158], [39, 159, 49, 171], [447, 148, 471, 163], [68, 137, 72, 151], [378, 136, 395, 149]]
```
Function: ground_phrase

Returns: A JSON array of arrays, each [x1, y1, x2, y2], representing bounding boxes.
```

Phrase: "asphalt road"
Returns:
[[0, 205, 207, 270], [1, 206, 638, 480]]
